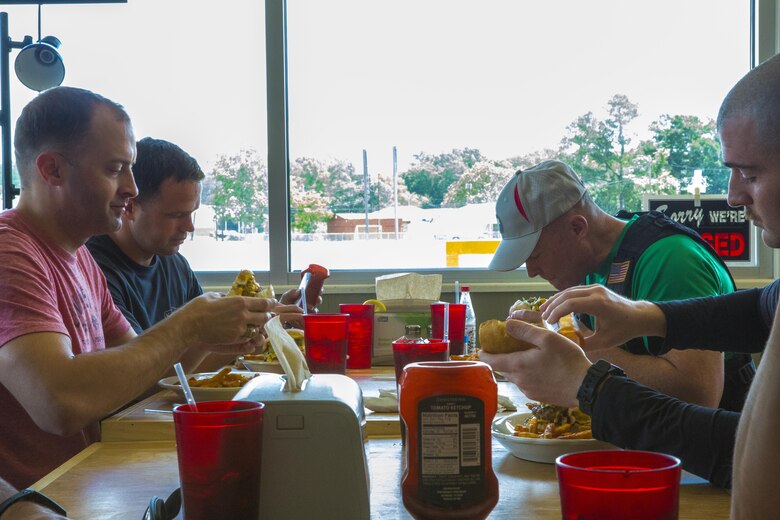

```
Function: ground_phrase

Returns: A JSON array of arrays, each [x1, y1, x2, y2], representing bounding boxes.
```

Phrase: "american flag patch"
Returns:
[[607, 260, 630, 284]]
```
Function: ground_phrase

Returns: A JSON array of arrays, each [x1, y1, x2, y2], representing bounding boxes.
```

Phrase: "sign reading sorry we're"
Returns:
[[645, 196, 752, 263]]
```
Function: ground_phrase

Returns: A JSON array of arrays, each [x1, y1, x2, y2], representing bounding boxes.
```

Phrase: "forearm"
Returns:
[[5, 322, 192, 436], [592, 376, 738, 488], [657, 288, 767, 354], [731, 306, 780, 518], [0, 482, 67, 520], [595, 348, 723, 407]]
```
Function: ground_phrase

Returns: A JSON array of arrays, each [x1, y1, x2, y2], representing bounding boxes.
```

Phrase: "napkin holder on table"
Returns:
[[233, 373, 369, 520], [372, 272, 442, 365]]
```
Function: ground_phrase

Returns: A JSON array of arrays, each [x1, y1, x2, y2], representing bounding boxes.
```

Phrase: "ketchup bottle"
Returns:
[[300, 263, 329, 311], [399, 361, 498, 519]]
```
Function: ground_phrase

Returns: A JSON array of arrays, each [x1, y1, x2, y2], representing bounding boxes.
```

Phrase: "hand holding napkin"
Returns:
[[264, 315, 311, 392]]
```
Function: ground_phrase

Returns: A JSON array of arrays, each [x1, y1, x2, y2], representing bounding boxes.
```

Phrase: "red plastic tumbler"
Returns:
[[556, 450, 682, 520], [430, 303, 466, 355], [339, 303, 374, 369], [303, 313, 350, 374], [173, 400, 264, 520]]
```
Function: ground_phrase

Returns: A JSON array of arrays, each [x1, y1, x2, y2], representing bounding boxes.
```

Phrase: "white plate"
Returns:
[[240, 358, 285, 374], [492, 412, 613, 464], [158, 370, 260, 401]]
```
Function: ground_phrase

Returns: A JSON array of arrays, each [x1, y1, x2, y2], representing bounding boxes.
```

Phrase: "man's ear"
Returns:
[[569, 214, 589, 239], [34, 152, 66, 186]]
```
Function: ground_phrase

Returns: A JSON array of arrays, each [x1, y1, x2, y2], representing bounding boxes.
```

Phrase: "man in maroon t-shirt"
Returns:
[[0, 87, 302, 488]]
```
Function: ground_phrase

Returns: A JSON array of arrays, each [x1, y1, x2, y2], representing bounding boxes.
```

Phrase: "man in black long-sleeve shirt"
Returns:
[[540, 280, 778, 488], [481, 52, 780, 517]]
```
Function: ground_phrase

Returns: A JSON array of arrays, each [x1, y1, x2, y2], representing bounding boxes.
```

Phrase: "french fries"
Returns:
[[184, 367, 258, 388], [512, 402, 593, 440]]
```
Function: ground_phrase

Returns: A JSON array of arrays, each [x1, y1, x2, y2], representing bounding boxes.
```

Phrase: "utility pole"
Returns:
[[363, 149, 369, 238], [393, 146, 398, 239]]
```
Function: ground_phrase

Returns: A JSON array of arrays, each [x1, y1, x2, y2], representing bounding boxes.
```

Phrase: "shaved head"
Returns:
[[718, 54, 780, 153]]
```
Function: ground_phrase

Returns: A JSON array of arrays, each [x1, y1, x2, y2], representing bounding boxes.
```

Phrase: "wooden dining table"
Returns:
[[30, 367, 731, 519]]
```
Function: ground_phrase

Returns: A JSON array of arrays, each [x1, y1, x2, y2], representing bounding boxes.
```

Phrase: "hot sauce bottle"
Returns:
[[399, 361, 498, 519], [299, 263, 329, 311]]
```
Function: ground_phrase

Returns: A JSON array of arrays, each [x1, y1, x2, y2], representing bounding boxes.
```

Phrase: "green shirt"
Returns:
[[585, 215, 735, 353]]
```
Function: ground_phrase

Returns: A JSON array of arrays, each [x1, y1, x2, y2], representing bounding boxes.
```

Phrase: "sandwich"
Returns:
[[227, 269, 275, 298], [246, 328, 306, 362], [479, 297, 583, 354]]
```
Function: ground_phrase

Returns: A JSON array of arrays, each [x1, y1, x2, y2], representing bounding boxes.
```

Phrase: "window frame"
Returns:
[[199, 0, 777, 292]]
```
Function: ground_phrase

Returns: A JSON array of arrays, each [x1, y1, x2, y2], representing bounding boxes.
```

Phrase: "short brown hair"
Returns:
[[14, 86, 131, 185]]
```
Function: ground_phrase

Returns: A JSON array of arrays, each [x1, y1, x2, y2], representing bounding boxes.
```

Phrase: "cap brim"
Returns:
[[488, 228, 543, 272]]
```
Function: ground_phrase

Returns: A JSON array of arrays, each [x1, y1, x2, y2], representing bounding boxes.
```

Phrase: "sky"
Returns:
[[0, 0, 750, 184]]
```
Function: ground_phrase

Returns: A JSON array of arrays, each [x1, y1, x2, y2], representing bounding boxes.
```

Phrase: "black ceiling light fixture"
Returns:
[[13, 3, 65, 91], [0, 0, 127, 210]]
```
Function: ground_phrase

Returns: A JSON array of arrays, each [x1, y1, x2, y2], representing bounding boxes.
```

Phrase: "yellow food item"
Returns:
[[545, 313, 584, 346], [245, 329, 306, 362], [450, 351, 480, 361], [227, 269, 275, 298], [513, 402, 592, 439], [479, 319, 539, 354], [362, 299, 387, 312], [185, 367, 258, 388], [258, 328, 305, 362], [509, 296, 547, 315]]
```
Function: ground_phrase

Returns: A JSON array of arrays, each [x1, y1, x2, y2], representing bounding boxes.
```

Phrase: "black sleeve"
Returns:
[[652, 284, 773, 355], [591, 376, 738, 489], [103, 271, 143, 334]]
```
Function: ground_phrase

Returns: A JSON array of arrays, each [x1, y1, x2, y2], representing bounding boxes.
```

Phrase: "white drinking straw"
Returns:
[[300, 284, 308, 315], [443, 302, 450, 342], [174, 362, 198, 411], [455, 281, 460, 303]]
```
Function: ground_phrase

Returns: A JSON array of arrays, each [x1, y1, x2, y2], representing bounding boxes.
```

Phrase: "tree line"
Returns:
[[201, 94, 726, 234]]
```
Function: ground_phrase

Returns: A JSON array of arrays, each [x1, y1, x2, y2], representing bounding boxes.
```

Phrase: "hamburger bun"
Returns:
[[479, 319, 539, 354], [479, 313, 584, 354]]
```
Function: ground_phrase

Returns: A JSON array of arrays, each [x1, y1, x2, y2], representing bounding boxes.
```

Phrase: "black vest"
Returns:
[[604, 210, 735, 353], [590, 210, 754, 412]]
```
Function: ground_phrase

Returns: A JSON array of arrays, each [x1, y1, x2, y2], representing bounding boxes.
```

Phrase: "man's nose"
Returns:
[[182, 215, 195, 233], [525, 260, 539, 278], [726, 170, 750, 208], [122, 171, 139, 199]]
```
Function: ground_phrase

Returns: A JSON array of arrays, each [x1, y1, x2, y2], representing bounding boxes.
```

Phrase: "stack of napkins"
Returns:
[[264, 316, 311, 392]]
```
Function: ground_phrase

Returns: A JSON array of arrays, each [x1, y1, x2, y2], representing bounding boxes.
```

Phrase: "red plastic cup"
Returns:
[[430, 303, 466, 355], [556, 450, 682, 520], [392, 338, 450, 384], [339, 303, 374, 369], [173, 400, 264, 520], [303, 313, 350, 374]]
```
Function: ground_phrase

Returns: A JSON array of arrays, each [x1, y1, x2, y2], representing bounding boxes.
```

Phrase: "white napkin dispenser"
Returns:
[[233, 373, 370, 519]]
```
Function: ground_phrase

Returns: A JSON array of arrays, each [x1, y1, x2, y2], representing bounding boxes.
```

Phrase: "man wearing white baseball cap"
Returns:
[[488, 160, 748, 411]]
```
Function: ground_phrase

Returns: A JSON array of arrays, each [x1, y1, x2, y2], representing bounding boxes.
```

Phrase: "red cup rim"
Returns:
[[555, 450, 681, 474], [408, 360, 488, 369], [303, 313, 350, 319], [173, 400, 265, 415]]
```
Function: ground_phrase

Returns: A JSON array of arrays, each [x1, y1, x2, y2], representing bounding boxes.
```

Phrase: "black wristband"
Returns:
[[0, 489, 67, 518], [576, 359, 625, 416]]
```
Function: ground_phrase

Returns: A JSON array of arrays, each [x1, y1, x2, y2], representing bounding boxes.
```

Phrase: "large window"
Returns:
[[285, 0, 752, 273], [0, 1, 774, 288], [1, 0, 269, 272]]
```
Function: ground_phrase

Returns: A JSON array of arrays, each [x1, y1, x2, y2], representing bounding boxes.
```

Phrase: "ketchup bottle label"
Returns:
[[417, 394, 485, 507]]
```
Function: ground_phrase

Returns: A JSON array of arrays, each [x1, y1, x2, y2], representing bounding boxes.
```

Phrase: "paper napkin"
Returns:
[[264, 315, 311, 392]]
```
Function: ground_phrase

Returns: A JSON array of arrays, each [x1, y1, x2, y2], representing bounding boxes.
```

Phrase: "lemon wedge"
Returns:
[[363, 299, 387, 312]]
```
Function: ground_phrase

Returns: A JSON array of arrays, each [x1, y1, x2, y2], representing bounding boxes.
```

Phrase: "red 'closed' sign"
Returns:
[[647, 196, 752, 263]]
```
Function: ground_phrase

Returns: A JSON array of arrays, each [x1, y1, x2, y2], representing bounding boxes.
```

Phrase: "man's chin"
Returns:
[[761, 229, 780, 249]]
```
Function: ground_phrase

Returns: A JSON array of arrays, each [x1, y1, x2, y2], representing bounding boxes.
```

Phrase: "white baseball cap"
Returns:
[[489, 160, 587, 271]]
